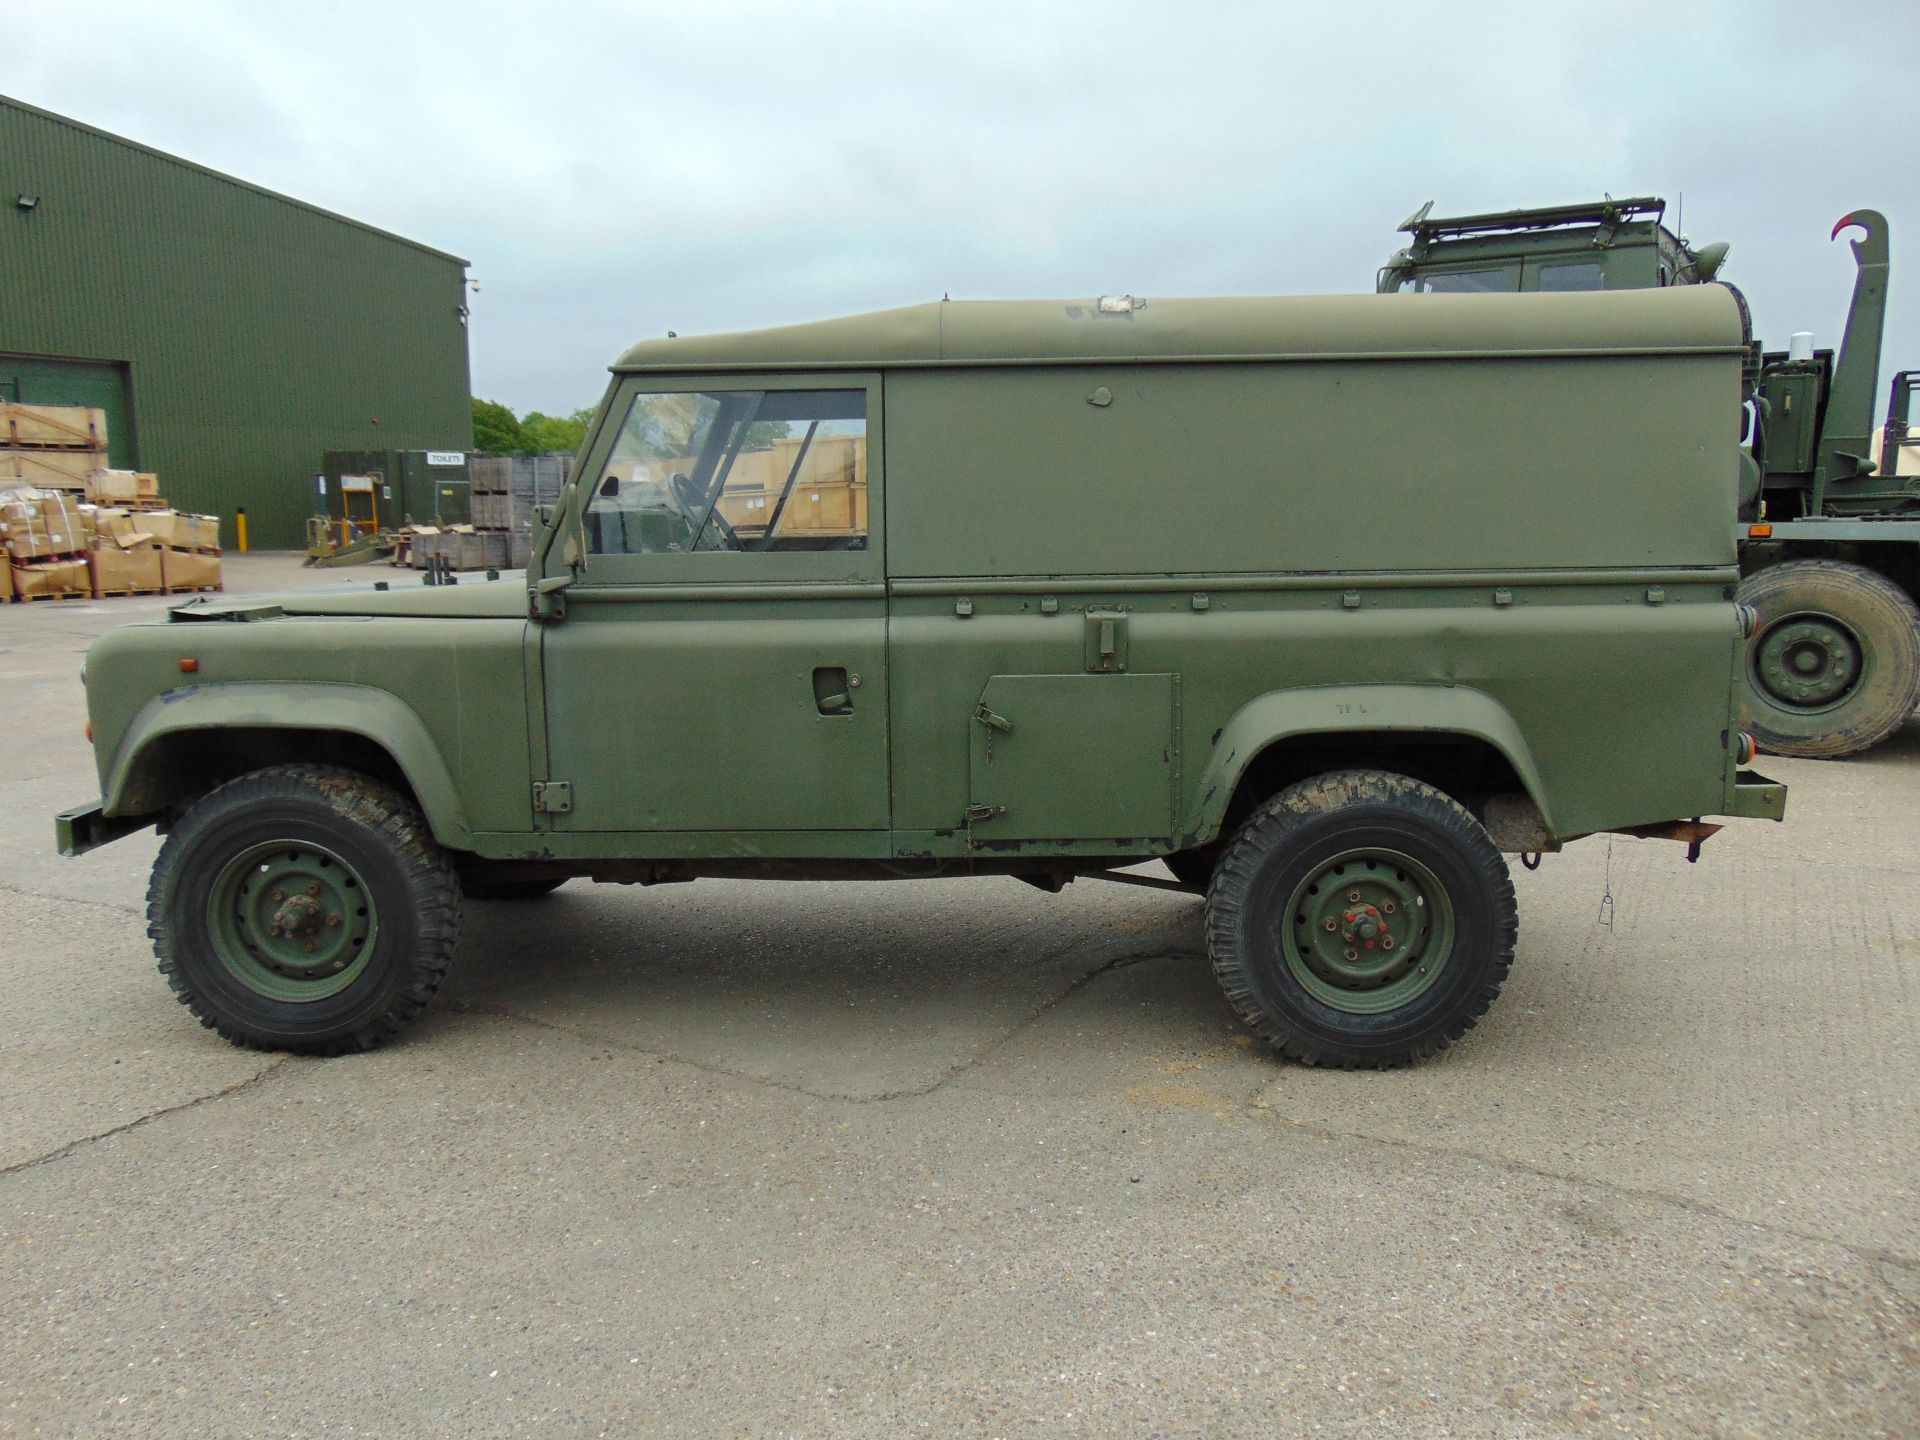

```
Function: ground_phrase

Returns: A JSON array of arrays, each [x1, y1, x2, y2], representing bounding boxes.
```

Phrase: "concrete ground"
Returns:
[[1, 553, 1915, 1439]]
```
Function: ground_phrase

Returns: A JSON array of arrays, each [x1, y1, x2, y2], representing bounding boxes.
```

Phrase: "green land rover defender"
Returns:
[[59, 286, 1786, 1068]]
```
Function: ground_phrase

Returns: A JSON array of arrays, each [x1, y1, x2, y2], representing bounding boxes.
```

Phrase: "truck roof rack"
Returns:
[[1399, 197, 1667, 241]]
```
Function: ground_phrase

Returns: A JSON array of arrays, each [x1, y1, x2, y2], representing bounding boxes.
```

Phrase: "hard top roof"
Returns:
[[612, 287, 1742, 373]]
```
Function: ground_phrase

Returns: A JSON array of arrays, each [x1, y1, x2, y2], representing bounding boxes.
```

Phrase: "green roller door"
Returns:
[[0, 353, 138, 469]]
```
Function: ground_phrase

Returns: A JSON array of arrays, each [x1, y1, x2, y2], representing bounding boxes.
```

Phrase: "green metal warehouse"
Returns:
[[0, 94, 471, 549]]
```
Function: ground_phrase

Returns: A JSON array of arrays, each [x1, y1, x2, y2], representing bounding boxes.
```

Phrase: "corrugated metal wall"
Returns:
[[0, 95, 472, 549]]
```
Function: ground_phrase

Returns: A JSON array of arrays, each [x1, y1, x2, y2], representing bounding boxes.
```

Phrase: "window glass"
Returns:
[[587, 389, 868, 555], [1533, 261, 1606, 292], [1400, 268, 1515, 294]]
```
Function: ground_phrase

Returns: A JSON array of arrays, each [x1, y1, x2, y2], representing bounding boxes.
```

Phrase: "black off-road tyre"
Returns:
[[1205, 770, 1517, 1069], [148, 764, 462, 1055], [464, 876, 568, 902], [1738, 559, 1920, 759]]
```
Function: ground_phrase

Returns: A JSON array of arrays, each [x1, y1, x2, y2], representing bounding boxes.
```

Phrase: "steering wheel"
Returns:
[[669, 472, 742, 551]]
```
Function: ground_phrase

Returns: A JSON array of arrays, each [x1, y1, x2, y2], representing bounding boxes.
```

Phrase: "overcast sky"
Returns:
[[11, 0, 1919, 416]]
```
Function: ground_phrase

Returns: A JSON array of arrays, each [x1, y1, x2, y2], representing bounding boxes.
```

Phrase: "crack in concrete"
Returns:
[[452, 944, 1203, 1105], [1254, 1106, 1920, 1277], [0, 1057, 292, 1179], [0, 880, 143, 919]]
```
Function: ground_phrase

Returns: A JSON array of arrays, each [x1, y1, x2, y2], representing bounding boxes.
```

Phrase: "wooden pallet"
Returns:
[[164, 582, 224, 595], [13, 587, 93, 603], [92, 586, 166, 598], [126, 497, 169, 512]]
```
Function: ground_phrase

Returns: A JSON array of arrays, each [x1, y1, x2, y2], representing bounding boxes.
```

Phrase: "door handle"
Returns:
[[813, 666, 854, 715]]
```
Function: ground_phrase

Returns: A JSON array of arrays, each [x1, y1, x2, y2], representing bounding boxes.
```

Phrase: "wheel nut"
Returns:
[[271, 889, 285, 902], [1344, 948, 1358, 962], [1347, 890, 1361, 903], [304, 941, 317, 954], [1382, 901, 1396, 914], [1381, 936, 1396, 951], [1322, 918, 1337, 932], [306, 883, 320, 897]]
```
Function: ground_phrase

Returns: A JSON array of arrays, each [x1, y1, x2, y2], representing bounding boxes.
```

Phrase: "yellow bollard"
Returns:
[[235, 509, 250, 553]]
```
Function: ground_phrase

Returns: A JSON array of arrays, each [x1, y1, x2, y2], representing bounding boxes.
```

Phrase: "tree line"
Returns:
[[471, 399, 595, 457]]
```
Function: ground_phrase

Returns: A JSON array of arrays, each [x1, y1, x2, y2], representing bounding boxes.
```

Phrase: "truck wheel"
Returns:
[[1205, 770, 1517, 1068], [147, 765, 462, 1055], [1739, 559, 1920, 759]]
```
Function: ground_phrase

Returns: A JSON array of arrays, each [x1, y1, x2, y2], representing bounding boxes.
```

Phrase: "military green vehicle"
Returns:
[[1381, 197, 1920, 758], [58, 287, 1785, 1068]]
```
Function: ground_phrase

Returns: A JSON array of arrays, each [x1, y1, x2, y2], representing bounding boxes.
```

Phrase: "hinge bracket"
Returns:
[[964, 802, 1006, 824], [533, 780, 573, 814]]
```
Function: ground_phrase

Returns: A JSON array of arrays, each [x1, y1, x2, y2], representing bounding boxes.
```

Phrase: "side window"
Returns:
[[1401, 268, 1517, 294], [1533, 261, 1607, 292], [587, 389, 868, 556]]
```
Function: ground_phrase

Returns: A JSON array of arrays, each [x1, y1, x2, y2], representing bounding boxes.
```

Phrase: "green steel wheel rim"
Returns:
[[1281, 847, 1455, 1015], [206, 840, 379, 1003], [1752, 612, 1864, 710]]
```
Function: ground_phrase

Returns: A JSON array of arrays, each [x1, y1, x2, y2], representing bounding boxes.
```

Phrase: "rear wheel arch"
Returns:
[[1190, 687, 1553, 853]]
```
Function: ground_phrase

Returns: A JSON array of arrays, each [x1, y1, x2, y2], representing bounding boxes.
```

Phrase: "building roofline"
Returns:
[[1, 91, 469, 267]]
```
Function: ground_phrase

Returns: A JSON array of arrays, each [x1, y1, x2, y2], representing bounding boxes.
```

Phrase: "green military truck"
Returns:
[[58, 287, 1784, 1068], [1381, 197, 1920, 758]]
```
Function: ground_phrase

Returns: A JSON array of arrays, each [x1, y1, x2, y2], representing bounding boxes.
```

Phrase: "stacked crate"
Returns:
[[1, 489, 92, 600], [142, 510, 224, 594], [410, 455, 566, 570], [1, 403, 108, 496]]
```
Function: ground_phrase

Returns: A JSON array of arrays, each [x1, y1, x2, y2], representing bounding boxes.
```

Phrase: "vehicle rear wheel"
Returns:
[[1205, 770, 1517, 1068], [148, 764, 461, 1055], [1738, 559, 1920, 759]]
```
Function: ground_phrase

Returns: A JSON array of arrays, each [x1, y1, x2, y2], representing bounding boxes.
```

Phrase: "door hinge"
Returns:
[[533, 780, 573, 814], [964, 802, 1007, 824]]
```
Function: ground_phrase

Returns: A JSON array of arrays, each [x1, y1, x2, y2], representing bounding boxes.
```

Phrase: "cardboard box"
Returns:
[[12, 556, 91, 601], [136, 471, 160, 498], [1, 403, 108, 449], [89, 536, 164, 594], [86, 469, 143, 504], [161, 548, 222, 593], [144, 510, 221, 552], [0, 447, 104, 490], [2, 492, 86, 559]]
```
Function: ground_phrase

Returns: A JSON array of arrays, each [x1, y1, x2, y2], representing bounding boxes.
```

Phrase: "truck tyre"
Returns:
[[147, 764, 462, 1055], [1738, 559, 1920, 759], [465, 876, 567, 901], [1205, 770, 1517, 1068]]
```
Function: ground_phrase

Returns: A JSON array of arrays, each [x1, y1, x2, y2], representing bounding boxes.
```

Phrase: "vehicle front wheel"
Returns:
[[148, 764, 462, 1055], [1205, 770, 1517, 1068]]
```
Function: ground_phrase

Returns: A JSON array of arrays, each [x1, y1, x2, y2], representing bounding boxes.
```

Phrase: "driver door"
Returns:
[[538, 373, 890, 838]]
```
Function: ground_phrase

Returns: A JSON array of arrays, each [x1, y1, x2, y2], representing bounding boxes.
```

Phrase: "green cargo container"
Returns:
[[0, 94, 471, 548]]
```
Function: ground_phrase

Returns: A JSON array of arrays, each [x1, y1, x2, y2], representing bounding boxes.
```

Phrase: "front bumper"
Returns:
[[1725, 769, 1787, 822], [56, 800, 154, 858]]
